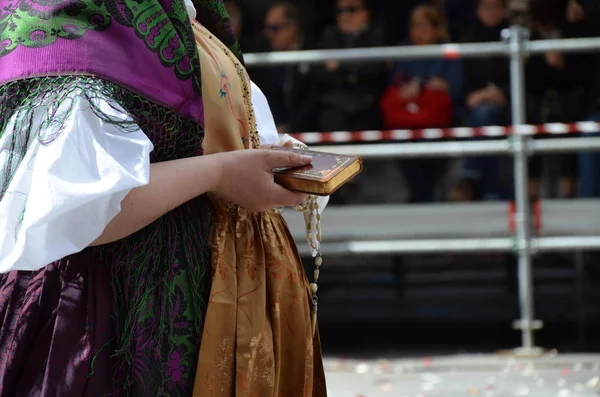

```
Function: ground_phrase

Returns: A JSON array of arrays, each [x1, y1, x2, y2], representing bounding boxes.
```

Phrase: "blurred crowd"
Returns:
[[226, 0, 600, 203]]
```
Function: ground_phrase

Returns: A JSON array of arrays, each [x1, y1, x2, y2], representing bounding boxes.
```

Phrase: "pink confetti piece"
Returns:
[[378, 360, 391, 372], [380, 383, 392, 392]]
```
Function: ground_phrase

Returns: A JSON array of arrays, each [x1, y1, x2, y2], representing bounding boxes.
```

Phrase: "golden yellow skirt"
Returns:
[[193, 197, 327, 396]]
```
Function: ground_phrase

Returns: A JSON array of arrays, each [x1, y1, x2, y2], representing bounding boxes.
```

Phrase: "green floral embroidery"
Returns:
[[218, 71, 230, 98], [0, 2, 110, 55], [0, 0, 200, 93]]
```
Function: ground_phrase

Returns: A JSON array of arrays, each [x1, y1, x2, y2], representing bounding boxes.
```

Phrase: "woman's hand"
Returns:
[[545, 52, 565, 70], [467, 87, 506, 109], [466, 89, 487, 109], [487, 86, 506, 105], [325, 60, 340, 72], [427, 76, 449, 92], [213, 149, 311, 212], [399, 80, 421, 99]]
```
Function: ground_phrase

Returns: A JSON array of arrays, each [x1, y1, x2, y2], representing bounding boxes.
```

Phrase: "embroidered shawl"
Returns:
[[0, 0, 243, 125]]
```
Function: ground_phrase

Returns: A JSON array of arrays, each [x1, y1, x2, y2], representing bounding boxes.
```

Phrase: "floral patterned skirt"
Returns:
[[193, 196, 327, 397]]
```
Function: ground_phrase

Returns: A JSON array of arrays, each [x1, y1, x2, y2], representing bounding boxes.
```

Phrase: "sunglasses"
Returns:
[[335, 5, 364, 15]]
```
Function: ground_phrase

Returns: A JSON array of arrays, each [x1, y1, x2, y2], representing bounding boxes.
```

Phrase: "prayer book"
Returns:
[[272, 147, 363, 196]]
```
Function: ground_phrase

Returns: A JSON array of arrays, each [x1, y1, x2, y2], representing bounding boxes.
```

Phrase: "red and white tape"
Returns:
[[290, 122, 600, 145]]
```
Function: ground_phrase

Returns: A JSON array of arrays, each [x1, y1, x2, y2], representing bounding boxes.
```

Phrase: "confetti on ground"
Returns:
[[324, 353, 600, 397]]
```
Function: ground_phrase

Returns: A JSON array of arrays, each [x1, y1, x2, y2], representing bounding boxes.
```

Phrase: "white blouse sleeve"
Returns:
[[0, 91, 153, 273], [250, 80, 280, 146]]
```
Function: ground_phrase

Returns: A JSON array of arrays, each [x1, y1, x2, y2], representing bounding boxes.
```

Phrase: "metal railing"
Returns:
[[245, 34, 600, 65], [246, 27, 600, 355], [284, 200, 600, 253]]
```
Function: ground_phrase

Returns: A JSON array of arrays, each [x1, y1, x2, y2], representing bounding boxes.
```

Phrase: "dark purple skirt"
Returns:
[[0, 224, 211, 396], [0, 251, 116, 396]]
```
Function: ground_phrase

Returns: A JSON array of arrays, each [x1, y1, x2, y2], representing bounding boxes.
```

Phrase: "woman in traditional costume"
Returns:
[[0, 1, 327, 396]]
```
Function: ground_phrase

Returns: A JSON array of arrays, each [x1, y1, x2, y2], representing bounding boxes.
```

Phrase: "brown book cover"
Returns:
[[271, 147, 363, 196]]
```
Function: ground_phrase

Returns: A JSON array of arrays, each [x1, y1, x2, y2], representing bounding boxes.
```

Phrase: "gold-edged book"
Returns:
[[272, 147, 363, 196]]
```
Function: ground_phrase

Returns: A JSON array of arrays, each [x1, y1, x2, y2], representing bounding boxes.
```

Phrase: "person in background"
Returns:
[[383, 5, 464, 128], [314, 0, 387, 132], [224, 1, 243, 39], [373, 0, 429, 44], [453, 0, 511, 201], [527, 0, 593, 199], [571, 0, 600, 197], [381, 5, 463, 202], [251, 1, 318, 134], [461, 0, 509, 124]]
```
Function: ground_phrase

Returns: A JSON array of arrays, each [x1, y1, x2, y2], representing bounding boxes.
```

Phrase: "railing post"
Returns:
[[506, 25, 543, 355]]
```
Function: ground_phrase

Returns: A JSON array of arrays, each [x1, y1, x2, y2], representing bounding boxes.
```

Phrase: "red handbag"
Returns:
[[380, 83, 453, 129]]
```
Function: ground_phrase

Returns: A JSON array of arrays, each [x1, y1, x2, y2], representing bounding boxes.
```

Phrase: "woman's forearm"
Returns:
[[90, 155, 222, 246]]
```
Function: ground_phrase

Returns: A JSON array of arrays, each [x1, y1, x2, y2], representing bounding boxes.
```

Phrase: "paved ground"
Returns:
[[324, 353, 600, 397]]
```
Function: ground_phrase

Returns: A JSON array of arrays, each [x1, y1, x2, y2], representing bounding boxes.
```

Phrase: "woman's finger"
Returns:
[[271, 184, 308, 208], [264, 150, 312, 169]]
